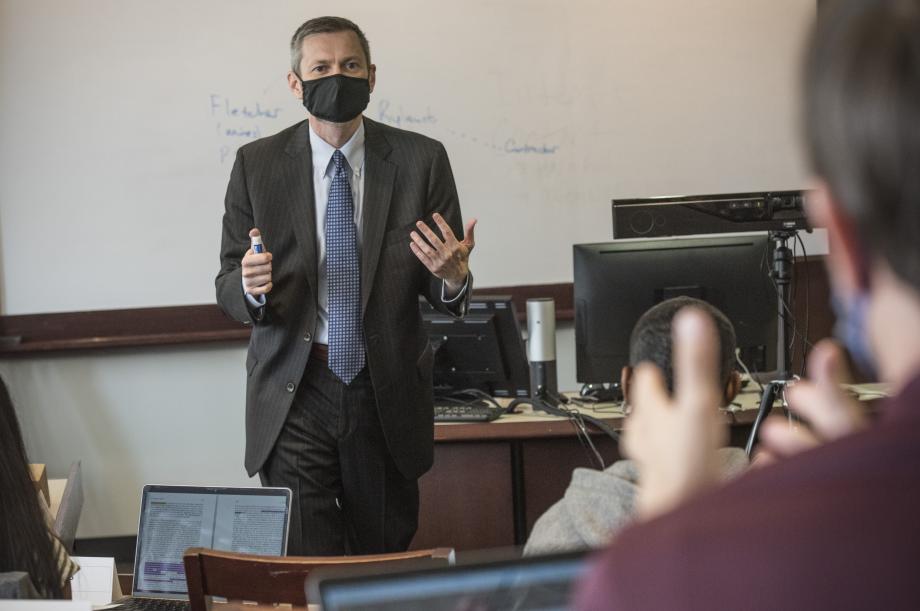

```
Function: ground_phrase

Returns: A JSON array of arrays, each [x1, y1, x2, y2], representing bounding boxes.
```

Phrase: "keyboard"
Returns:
[[434, 404, 503, 422], [112, 598, 190, 611]]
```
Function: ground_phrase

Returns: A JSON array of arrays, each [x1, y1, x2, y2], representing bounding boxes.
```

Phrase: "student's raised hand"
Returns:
[[754, 339, 867, 466], [623, 307, 728, 521], [410, 214, 476, 292]]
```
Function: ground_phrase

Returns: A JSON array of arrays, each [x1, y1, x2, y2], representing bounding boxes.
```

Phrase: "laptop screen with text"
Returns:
[[132, 485, 291, 600]]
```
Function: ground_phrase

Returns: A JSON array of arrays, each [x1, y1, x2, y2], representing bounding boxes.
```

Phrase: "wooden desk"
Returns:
[[411, 384, 887, 551]]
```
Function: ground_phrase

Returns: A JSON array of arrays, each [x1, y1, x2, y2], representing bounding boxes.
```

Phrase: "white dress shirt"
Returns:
[[246, 121, 467, 342]]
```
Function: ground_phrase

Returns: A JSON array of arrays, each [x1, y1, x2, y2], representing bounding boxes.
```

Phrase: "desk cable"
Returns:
[[512, 388, 620, 469]]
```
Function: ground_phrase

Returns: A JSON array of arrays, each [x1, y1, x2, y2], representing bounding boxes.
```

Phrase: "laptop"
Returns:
[[115, 485, 292, 610], [314, 550, 588, 611]]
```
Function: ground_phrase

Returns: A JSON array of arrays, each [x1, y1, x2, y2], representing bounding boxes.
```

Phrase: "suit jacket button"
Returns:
[[304, 332, 312, 342], [286, 382, 295, 393]]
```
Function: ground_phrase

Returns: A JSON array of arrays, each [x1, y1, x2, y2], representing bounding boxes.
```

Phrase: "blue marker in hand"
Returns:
[[246, 228, 269, 307], [250, 229, 264, 254]]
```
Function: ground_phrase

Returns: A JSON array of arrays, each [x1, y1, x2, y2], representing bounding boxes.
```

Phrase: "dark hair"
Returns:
[[804, 0, 920, 288], [0, 376, 65, 598], [628, 297, 737, 394], [290, 16, 372, 77]]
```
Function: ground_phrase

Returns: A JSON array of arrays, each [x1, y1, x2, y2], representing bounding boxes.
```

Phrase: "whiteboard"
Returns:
[[0, 0, 817, 315]]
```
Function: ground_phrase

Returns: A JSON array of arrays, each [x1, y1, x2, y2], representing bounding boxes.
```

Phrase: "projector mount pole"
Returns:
[[771, 229, 796, 381], [746, 229, 797, 457]]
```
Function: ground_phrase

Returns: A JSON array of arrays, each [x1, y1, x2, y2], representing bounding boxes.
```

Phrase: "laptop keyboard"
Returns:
[[113, 598, 190, 611]]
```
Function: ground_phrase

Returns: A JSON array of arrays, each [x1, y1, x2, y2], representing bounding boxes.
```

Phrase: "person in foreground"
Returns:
[[216, 16, 474, 555], [523, 297, 747, 556], [0, 376, 78, 598], [576, 0, 920, 608]]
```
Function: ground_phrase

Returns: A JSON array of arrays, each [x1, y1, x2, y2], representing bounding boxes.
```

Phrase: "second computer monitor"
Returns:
[[420, 295, 531, 398], [316, 550, 588, 611], [574, 234, 777, 385]]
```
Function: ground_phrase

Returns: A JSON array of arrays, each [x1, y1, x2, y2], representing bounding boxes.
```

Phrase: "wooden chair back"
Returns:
[[182, 547, 454, 610]]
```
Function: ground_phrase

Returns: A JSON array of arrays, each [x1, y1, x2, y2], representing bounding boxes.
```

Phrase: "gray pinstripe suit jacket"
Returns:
[[216, 117, 470, 480]]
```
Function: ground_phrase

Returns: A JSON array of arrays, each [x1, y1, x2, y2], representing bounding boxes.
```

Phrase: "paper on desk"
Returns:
[[70, 557, 120, 606]]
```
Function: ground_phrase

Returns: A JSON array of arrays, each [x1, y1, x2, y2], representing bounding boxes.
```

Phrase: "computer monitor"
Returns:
[[315, 550, 588, 611], [420, 295, 530, 398], [574, 234, 777, 384]]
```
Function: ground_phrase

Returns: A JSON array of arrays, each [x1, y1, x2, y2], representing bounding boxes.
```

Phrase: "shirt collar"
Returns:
[[309, 120, 365, 179]]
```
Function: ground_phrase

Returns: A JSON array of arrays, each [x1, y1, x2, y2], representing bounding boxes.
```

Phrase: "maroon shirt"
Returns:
[[575, 375, 920, 610]]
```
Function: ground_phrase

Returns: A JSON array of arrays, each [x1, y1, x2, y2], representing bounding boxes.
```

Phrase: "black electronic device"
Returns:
[[314, 550, 588, 610], [433, 404, 503, 422], [420, 295, 530, 399], [574, 235, 777, 385], [612, 190, 810, 239]]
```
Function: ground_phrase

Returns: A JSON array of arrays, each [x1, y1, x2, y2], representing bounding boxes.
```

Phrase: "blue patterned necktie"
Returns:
[[326, 150, 364, 383]]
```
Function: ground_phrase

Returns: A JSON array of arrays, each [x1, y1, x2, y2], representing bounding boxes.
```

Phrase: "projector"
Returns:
[[612, 190, 811, 239]]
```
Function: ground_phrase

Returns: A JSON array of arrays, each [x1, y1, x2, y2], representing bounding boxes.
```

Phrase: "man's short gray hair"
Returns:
[[290, 16, 372, 77]]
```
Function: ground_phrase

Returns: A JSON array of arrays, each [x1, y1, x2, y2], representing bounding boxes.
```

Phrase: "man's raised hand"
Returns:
[[755, 339, 867, 466], [624, 307, 728, 520], [410, 214, 476, 292]]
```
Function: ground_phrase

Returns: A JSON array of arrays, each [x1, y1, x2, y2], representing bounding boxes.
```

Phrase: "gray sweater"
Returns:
[[523, 447, 749, 556]]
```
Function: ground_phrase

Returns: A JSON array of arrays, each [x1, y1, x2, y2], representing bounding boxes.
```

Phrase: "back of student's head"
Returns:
[[0, 376, 64, 598], [628, 297, 737, 395], [805, 0, 920, 289]]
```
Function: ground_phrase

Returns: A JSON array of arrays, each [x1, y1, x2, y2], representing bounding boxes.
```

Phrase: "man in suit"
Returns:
[[215, 16, 475, 555]]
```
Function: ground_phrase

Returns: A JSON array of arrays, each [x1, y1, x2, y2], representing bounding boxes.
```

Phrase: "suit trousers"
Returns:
[[259, 352, 419, 555]]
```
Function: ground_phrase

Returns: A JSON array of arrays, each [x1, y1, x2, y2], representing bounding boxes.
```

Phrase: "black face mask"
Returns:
[[301, 74, 370, 123]]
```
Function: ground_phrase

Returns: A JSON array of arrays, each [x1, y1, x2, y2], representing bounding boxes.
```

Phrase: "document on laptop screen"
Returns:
[[135, 490, 288, 595], [212, 493, 288, 555]]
